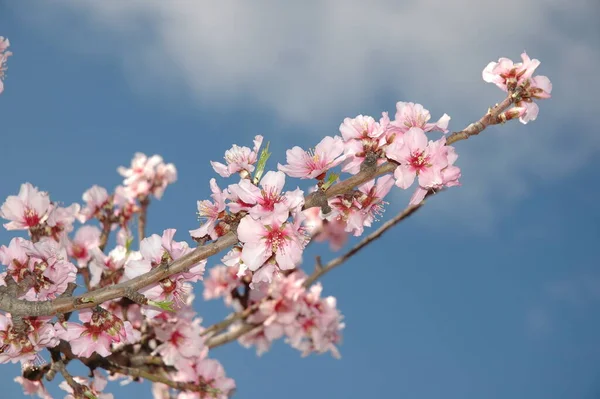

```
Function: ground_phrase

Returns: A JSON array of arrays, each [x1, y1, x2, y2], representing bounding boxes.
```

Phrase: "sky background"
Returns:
[[1, 1, 600, 398]]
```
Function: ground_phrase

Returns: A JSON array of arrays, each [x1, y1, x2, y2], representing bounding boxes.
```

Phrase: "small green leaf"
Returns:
[[253, 141, 271, 184], [148, 300, 175, 312], [84, 391, 98, 399], [322, 172, 340, 191], [125, 235, 134, 253]]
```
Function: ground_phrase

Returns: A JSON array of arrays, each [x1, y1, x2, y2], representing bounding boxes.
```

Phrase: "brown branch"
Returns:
[[302, 193, 433, 287], [0, 160, 398, 317], [98, 219, 111, 252], [138, 196, 150, 244], [0, 94, 513, 318], [206, 322, 260, 349], [446, 95, 514, 145], [105, 362, 212, 394], [201, 300, 263, 338]]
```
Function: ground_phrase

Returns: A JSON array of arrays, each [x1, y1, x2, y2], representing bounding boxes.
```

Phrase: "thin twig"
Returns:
[[138, 196, 150, 244]]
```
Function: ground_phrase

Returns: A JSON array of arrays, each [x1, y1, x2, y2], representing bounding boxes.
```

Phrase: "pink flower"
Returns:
[[59, 369, 114, 399], [46, 202, 81, 239], [0, 238, 77, 301], [302, 207, 348, 251], [190, 178, 226, 240], [175, 358, 235, 399], [227, 171, 303, 224], [0, 183, 51, 230], [153, 318, 207, 370], [67, 225, 101, 267], [88, 245, 129, 288], [203, 265, 244, 303], [355, 174, 395, 230], [211, 135, 263, 178], [79, 185, 110, 222], [0, 36, 12, 95], [482, 52, 541, 92], [118, 153, 177, 200], [387, 127, 445, 190], [237, 215, 306, 277], [14, 376, 53, 399], [0, 314, 59, 364], [339, 115, 388, 174], [392, 102, 450, 134], [278, 136, 345, 179], [57, 308, 139, 358]]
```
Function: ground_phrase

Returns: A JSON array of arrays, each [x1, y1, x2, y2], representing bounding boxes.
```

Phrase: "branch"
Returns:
[[446, 95, 514, 145], [0, 94, 514, 318], [0, 161, 397, 317], [138, 196, 150, 244], [302, 193, 433, 287], [206, 322, 260, 349], [105, 362, 213, 395]]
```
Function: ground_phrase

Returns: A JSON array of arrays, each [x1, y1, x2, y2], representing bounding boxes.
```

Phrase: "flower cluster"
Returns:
[[204, 269, 344, 358], [483, 52, 552, 123], [118, 153, 178, 200], [149, 300, 235, 399]]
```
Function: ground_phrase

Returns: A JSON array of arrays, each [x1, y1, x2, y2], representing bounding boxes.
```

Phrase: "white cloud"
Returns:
[[14, 0, 600, 228]]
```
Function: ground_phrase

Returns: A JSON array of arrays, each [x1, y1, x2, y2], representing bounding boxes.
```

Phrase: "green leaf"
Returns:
[[148, 300, 175, 312], [84, 391, 98, 399], [322, 172, 340, 191], [253, 141, 271, 184], [125, 235, 135, 253]]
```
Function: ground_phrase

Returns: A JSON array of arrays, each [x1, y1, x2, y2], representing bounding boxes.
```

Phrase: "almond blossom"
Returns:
[[386, 127, 454, 196], [46, 202, 81, 240], [211, 135, 263, 178], [0, 237, 77, 301], [59, 369, 114, 399], [118, 153, 177, 200], [190, 178, 227, 240], [79, 185, 110, 222], [14, 376, 53, 399], [482, 52, 541, 92], [392, 102, 450, 134], [278, 135, 345, 179], [482, 52, 552, 124], [340, 114, 389, 174], [0, 183, 50, 230], [153, 315, 207, 371], [67, 225, 101, 267], [227, 171, 304, 224], [237, 215, 306, 283], [175, 358, 236, 399], [56, 307, 139, 358], [0, 314, 59, 364], [124, 230, 206, 316]]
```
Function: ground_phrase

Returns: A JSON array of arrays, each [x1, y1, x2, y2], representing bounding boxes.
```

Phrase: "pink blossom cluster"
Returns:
[[148, 299, 235, 399], [483, 52, 552, 123], [123, 229, 206, 318], [204, 268, 344, 358], [118, 153, 177, 200], [193, 145, 310, 286], [0, 36, 11, 94]]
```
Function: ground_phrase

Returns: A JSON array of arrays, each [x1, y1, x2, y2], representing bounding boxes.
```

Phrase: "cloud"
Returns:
[[12, 0, 600, 228], [545, 274, 600, 307]]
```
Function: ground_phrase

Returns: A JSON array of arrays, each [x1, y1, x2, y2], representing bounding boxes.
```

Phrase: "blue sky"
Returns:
[[1, 1, 599, 398]]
